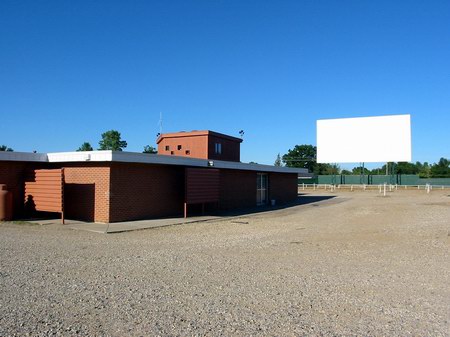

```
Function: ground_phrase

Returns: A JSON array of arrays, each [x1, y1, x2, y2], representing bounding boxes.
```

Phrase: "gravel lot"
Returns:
[[1, 190, 449, 336]]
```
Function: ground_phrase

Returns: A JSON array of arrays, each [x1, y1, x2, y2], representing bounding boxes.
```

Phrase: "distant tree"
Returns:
[[0, 145, 13, 151], [351, 166, 371, 175], [395, 162, 419, 175], [282, 145, 316, 171], [417, 162, 431, 178], [274, 153, 282, 166], [430, 158, 450, 178], [282, 144, 332, 174], [327, 163, 340, 175], [143, 145, 157, 154], [98, 130, 127, 151], [77, 142, 93, 151], [370, 167, 381, 175], [249, 161, 258, 164], [341, 169, 352, 175]]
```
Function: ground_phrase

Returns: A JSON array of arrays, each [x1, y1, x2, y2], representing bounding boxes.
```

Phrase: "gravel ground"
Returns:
[[1, 190, 449, 336]]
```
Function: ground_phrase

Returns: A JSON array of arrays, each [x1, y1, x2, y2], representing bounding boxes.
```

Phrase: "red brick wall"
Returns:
[[219, 170, 298, 211], [62, 164, 111, 223], [158, 135, 208, 159], [1, 160, 299, 223], [157, 132, 241, 162], [219, 169, 257, 210], [269, 172, 298, 204], [109, 163, 185, 222]]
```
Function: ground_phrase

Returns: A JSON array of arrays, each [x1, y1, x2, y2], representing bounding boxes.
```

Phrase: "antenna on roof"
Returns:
[[159, 112, 163, 135], [239, 130, 244, 139]]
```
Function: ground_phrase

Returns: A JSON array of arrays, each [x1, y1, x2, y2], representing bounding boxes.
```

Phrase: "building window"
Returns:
[[256, 173, 268, 206], [215, 143, 222, 154], [165, 145, 170, 151], [170, 151, 174, 155], [177, 145, 182, 150], [185, 150, 190, 155]]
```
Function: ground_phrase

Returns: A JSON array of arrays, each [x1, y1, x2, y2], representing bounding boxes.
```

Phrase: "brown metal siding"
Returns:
[[24, 169, 64, 213], [219, 169, 257, 210], [185, 168, 220, 204]]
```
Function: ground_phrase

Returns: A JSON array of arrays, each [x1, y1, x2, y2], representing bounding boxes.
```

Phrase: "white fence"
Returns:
[[298, 183, 449, 196]]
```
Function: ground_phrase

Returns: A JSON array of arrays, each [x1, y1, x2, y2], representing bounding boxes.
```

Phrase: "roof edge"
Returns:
[[156, 130, 243, 144], [0, 151, 48, 162], [0, 150, 310, 175]]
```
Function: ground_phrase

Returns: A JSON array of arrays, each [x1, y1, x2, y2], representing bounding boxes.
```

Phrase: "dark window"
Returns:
[[165, 145, 170, 151], [215, 143, 222, 154], [177, 145, 182, 150], [170, 151, 174, 155], [185, 150, 190, 155]]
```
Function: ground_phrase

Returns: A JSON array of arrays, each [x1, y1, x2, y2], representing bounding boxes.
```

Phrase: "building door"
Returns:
[[256, 173, 268, 206]]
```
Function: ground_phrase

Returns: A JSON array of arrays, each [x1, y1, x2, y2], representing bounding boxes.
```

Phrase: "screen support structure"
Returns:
[[360, 162, 365, 185], [331, 163, 338, 186], [389, 162, 396, 185]]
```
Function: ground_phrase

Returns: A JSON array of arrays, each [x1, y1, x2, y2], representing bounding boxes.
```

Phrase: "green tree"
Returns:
[[98, 130, 127, 151], [282, 145, 316, 171], [77, 142, 93, 151], [417, 162, 431, 178], [351, 166, 371, 175], [143, 145, 157, 154], [341, 169, 352, 175], [0, 145, 13, 151], [370, 167, 383, 175], [430, 158, 450, 178], [274, 153, 282, 166], [282, 144, 332, 174], [394, 162, 419, 175], [326, 163, 340, 175]]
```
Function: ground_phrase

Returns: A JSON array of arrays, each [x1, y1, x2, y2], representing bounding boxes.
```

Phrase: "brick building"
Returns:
[[0, 131, 309, 223], [157, 130, 242, 162]]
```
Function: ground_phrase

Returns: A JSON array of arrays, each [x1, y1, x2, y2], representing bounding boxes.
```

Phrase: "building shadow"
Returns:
[[216, 194, 337, 217], [64, 183, 95, 222]]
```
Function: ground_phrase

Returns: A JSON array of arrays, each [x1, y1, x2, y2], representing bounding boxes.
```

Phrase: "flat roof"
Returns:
[[0, 150, 311, 176], [156, 130, 243, 144]]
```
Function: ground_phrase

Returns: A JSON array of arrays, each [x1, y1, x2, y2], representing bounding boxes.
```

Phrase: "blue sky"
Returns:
[[1, 0, 449, 167]]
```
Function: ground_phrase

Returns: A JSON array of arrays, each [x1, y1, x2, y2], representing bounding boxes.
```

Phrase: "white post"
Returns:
[[426, 184, 430, 194], [383, 183, 386, 197], [302, 183, 305, 190], [379, 184, 382, 193], [351, 185, 353, 191], [313, 183, 316, 190]]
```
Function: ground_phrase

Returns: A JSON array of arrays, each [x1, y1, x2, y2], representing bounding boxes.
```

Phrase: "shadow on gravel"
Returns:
[[217, 194, 337, 218]]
